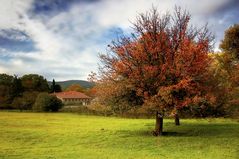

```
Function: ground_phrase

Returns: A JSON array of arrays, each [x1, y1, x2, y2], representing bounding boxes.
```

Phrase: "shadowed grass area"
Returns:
[[0, 112, 238, 159]]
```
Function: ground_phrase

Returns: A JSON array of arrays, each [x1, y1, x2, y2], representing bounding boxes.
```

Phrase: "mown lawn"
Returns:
[[0, 112, 238, 159]]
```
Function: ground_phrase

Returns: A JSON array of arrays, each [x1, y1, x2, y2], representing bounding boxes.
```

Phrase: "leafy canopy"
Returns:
[[99, 7, 214, 116]]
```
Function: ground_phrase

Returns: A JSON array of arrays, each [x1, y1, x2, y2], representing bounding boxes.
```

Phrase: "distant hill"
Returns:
[[48, 80, 94, 90]]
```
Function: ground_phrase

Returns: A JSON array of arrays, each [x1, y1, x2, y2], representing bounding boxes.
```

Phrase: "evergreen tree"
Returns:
[[51, 79, 62, 93]]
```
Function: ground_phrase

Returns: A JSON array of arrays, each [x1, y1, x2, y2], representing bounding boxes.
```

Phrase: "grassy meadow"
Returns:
[[0, 112, 238, 159]]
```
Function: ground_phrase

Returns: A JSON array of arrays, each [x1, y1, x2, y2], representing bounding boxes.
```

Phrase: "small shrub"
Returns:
[[33, 93, 63, 112]]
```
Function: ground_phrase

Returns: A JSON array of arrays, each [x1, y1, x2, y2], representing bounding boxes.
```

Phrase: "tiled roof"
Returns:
[[53, 91, 91, 99]]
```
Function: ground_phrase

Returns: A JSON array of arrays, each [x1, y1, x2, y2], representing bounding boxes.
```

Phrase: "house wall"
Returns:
[[62, 98, 90, 105]]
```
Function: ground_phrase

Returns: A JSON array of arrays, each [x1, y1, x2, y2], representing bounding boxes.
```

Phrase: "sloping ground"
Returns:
[[0, 112, 238, 159]]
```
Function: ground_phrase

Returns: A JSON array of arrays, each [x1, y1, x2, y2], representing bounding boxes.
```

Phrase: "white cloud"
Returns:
[[0, 0, 238, 80], [0, 0, 102, 80], [0, 0, 33, 29]]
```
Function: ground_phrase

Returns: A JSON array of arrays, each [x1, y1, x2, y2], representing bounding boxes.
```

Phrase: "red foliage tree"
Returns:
[[99, 7, 214, 136]]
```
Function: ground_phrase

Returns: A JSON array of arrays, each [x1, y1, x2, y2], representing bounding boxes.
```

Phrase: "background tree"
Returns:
[[10, 75, 23, 99], [65, 84, 85, 92], [84, 87, 97, 98], [54, 84, 62, 92], [0, 73, 52, 110], [51, 79, 56, 93], [50, 79, 62, 93], [21, 74, 49, 92], [217, 24, 239, 117], [99, 7, 213, 136], [19, 74, 50, 110], [220, 24, 239, 60], [0, 74, 14, 109]]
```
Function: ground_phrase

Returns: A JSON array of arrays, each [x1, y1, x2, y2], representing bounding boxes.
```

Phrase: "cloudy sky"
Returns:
[[0, 0, 238, 81]]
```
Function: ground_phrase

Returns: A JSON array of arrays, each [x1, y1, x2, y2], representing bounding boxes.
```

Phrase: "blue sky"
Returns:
[[0, 0, 238, 81]]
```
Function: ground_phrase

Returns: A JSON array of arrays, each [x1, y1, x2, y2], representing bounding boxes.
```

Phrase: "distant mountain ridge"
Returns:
[[48, 80, 94, 90]]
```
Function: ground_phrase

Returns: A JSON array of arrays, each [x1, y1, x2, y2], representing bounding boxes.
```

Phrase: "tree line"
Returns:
[[0, 74, 62, 110]]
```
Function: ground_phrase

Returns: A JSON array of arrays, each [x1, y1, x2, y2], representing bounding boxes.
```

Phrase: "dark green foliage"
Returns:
[[12, 91, 39, 110], [33, 93, 63, 112], [10, 75, 23, 99], [52, 79, 56, 92], [54, 84, 62, 92], [220, 24, 239, 59], [179, 102, 226, 118], [0, 74, 13, 85], [50, 79, 62, 93], [0, 74, 24, 109], [16, 74, 50, 110], [0, 73, 50, 110], [0, 74, 14, 108], [21, 74, 49, 92]]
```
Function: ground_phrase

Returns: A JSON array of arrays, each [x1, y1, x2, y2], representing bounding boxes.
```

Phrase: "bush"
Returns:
[[12, 97, 27, 111], [87, 102, 112, 116], [11, 91, 39, 110], [33, 93, 63, 112]]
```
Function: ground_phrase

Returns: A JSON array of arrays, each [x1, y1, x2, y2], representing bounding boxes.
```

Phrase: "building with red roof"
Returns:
[[53, 91, 91, 105]]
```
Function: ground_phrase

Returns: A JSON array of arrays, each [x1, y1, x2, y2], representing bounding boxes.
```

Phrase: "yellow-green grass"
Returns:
[[0, 112, 238, 159]]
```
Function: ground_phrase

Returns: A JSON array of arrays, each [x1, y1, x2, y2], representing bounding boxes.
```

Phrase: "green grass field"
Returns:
[[0, 112, 238, 159]]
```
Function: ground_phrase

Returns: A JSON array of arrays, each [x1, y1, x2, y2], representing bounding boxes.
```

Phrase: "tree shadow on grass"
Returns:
[[115, 123, 239, 137]]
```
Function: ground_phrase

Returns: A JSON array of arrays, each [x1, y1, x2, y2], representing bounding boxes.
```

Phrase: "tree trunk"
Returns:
[[154, 111, 163, 136], [175, 113, 180, 126]]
